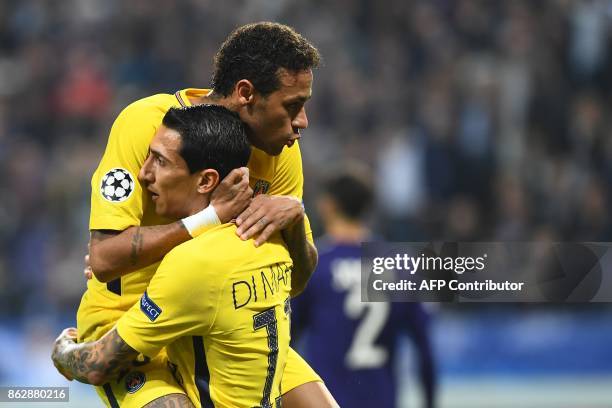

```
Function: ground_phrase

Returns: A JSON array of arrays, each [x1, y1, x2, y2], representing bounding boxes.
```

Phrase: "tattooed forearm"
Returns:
[[91, 230, 120, 241], [53, 329, 139, 386], [89, 222, 190, 282], [130, 227, 143, 265], [143, 394, 195, 408]]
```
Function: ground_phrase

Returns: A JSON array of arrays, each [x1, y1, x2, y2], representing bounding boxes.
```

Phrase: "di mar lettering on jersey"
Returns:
[[116, 224, 295, 407], [140, 291, 162, 321], [232, 263, 292, 310]]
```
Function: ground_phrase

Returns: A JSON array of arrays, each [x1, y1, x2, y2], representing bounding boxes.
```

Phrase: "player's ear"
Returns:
[[196, 169, 220, 194], [235, 80, 256, 106]]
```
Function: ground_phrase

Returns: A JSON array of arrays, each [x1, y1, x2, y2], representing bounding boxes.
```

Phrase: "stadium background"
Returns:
[[1, 0, 611, 406]]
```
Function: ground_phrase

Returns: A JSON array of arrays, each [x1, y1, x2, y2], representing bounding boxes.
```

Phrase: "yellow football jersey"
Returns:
[[117, 223, 293, 408], [79, 88, 313, 342]]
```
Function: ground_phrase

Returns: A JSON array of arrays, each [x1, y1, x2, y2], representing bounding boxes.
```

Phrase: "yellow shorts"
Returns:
[[281, 347, 323, 394], [94, 348, 319, 407], [77, 294, 185, 407], [94, 352, 184, 408], [77, 291, 321, 405]]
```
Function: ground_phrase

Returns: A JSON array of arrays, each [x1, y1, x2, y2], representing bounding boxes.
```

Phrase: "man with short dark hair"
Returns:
[[53, 104, 296, 407], [292, 167, 437, 408], [68, 22, 336, 407]]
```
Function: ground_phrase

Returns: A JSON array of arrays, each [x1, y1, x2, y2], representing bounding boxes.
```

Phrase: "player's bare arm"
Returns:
[[282, 219, 318, 297], [282, 381, 339, 408], [143, 394, 195, 408], [235, 195, 318, 296], [88, 223, 189, 282], [88, 168, 252, 282], [51, 327, 138, 386]]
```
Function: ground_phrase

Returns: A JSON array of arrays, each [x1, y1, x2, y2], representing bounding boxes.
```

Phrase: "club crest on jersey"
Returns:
[[125, 371, 146, 394], [253, 179, 270, 196], [100, 168, 135, 203]]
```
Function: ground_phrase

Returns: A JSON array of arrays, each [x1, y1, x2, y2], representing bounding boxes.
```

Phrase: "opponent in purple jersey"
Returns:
[[292, 167, 437, 408]]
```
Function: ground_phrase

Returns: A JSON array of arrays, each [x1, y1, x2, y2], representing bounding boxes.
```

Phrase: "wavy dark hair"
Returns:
[[212, 22, 320, 97]]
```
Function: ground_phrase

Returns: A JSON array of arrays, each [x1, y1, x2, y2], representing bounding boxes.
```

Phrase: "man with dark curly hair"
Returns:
[[53, 22, 337, 407]]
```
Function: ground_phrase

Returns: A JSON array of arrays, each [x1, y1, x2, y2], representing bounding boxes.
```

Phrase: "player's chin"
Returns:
[[152, 201, 164, 216], [266, 143, 286, 156]]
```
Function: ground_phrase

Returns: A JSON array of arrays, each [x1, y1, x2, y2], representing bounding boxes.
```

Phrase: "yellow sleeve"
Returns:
[[116, 247, 219, 357], [89, 99, 164, 231], [267, 142, 314, 244], [267, 142, 303, 199], [303, 214, 314, 245]]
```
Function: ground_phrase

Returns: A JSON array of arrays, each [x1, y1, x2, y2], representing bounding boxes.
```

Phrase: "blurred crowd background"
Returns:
[[1, 0, 612, 406]]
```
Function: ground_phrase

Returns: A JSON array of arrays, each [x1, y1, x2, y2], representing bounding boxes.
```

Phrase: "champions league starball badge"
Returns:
[[100, 168, 135, 202]]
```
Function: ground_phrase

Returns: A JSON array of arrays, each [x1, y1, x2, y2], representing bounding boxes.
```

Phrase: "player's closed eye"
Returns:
[[287, 103, 302, 117]]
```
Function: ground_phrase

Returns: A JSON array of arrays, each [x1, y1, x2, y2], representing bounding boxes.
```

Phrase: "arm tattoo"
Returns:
[[58, 329, 139, 384], [130, 227, 143, 265], [143, 394, 195, 408], [91, 229, 120, 243]]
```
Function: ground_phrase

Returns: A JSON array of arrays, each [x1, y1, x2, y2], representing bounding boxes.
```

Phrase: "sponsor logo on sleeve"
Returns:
[[140, 291, 162, 321], [100, 168, 135, 202]]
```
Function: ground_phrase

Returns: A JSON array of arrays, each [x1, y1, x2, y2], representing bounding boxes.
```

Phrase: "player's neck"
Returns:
[[184, 197, 211, 218], [192, 92, 236, 110], [326, 219, 370, 244]]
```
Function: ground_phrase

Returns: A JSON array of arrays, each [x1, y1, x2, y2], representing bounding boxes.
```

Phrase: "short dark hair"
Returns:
[[212, 22, 320, 97], [162, 105, 251, 179], [323, 169, 373, 221]]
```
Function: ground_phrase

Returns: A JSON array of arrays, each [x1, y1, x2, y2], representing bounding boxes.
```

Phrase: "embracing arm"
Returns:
[[235, 195, 317, 297], [89, 223, 189, 282], [89, 168, 252, 282], [51, 328, 138, 386], [282, 219, 318, 297], [235, 143, 317, 296]]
